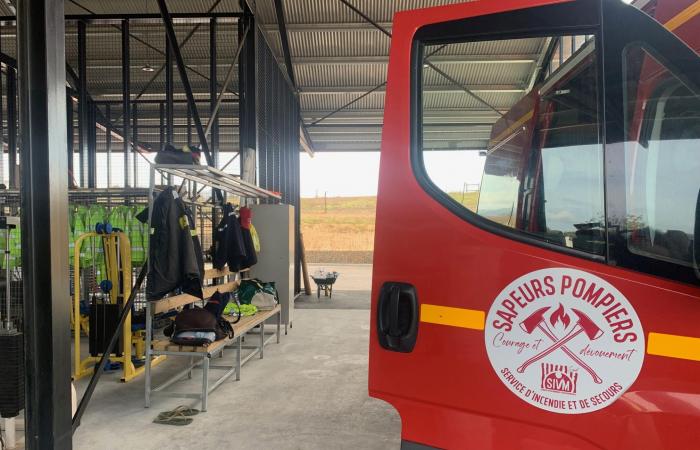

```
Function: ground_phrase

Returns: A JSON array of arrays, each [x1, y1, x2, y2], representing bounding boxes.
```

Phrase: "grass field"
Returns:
[[301, 192, 478, 263]]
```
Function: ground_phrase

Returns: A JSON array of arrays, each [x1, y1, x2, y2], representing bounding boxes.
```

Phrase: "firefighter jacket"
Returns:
[[212, 203, 247, 272], [146, 187, 204, 300], [239, 207, 258, 269]]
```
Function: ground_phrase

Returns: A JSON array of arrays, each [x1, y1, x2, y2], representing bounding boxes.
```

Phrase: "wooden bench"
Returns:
[[144, 267, 281, 411]]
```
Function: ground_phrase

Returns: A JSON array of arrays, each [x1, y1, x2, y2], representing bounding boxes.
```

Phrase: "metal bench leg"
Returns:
[[188, 356, 193, 379], [260, 322, 265, 359], [277, 311, 281, 344], [236, 336, 241, 381], [144, 303, 152, 408], [201, 356, 210, 412]]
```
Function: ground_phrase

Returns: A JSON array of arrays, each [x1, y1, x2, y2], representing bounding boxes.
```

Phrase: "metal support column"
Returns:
[[187, 103, 193, 147], [122, 20, 131, 188], [159, 102, 165, 151], [132, 102, 138, 185], [88, 102, 96, 187], [209, 17, 219, 167], [6, 68, 18, 188], [165, 34, 174, 145], [156, 0, 214, 167], [105, 104, 111, 188], [78, 21, 93, 187], [17, 0, 72, 446], [238, 7, 256, 184], [66, 94, 74, 184]]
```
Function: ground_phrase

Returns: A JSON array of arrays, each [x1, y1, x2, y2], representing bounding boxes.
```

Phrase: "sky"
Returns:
[[300, 150, 486, 198]]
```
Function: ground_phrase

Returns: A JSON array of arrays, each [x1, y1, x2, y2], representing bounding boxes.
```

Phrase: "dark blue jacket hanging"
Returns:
[[146, 187, 204, 300], [212, 203, 247, 272]]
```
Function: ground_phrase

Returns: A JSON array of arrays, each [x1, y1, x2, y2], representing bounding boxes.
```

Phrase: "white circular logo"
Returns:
[[485, 268, 645, 414]]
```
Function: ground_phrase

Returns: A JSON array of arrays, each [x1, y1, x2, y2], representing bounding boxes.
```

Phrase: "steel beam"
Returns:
[[291, 55, 537, 65], [122, 20, 131, 188], [156, 0, 214, 168], [17, 0, 72, 446], [130, 0, 229, 108], [204, 22, 248, 139], [238, 7, 256, 184], [78, 20, 89, 186], [88, 101, 97, 187], [337, 0, 503, 119], [165, 33, 174, 144], [273, 0, 296, 87], [7, 68, 18, 188], [64, 12, 241, 21], [66, 95, 74, 183], [209, 17, 219, 166], [132, 102, 138, 186], [187, 103, 193, 146], [308, 82, 386, 126], [105, 104, 111, 187], [159, 102, 165, 150]]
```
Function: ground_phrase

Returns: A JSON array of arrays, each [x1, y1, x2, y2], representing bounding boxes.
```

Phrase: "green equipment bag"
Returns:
[[237, 279, 278, 305]]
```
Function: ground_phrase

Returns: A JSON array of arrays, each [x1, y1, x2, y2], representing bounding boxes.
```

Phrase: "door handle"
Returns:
[[377, 282, 419, 353]]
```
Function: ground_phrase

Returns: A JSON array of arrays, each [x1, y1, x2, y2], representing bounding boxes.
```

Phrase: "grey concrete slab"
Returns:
[[307, 264, 372, 291], [72, 308, 400, 450], [295, 291, 371, 310]]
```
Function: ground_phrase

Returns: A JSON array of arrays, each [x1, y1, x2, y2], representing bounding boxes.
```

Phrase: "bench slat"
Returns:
[[226, 306, 280, 335], [203, 266, 250, 280], [151, 305, 281, 354], [151, 281, 239, 314]]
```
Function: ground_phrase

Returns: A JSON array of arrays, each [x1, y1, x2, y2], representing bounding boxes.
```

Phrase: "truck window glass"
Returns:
[[420, 35, 604, 255], [622, 46, 700, 269]]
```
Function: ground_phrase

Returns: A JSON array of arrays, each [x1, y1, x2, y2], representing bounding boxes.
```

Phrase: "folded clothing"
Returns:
[[171, 331, 216, 343], [224, 303, 257, 316]]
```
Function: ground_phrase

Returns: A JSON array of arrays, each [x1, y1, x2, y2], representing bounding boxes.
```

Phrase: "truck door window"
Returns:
[[419, 35, 604, 256], [621, 45, 700, 271]]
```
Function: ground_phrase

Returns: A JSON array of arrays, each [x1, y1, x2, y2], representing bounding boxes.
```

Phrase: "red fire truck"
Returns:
[[370, 0, 700, 448]]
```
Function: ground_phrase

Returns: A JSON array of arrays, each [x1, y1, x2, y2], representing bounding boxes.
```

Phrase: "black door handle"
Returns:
[[377, 282, 418, 353]]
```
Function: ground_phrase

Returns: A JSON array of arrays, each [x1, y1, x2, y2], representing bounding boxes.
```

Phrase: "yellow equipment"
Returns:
[[72, 230, 165, 382]]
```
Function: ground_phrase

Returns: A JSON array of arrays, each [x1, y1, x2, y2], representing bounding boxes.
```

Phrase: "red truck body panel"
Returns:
[[370, 1, 700, 448]]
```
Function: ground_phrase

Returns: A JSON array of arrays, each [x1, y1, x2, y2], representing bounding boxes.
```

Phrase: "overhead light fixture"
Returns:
[[141, 63, 155, 72]]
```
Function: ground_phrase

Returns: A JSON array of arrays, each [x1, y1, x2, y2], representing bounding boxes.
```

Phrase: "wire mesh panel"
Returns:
[[255, 28, 300, 203], [255, 27, 301, 290]]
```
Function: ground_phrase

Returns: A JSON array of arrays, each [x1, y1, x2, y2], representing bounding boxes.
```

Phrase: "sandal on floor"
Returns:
[[157, 405, 200, 420], [153, 415, 193, 426]]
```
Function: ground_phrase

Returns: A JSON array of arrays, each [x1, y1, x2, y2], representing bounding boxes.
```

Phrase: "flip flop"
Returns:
[[153, 416, 193, 426], [156, 405, 200, 420]]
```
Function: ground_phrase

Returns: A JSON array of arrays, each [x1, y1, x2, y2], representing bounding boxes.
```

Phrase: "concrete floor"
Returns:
[[72, 287, 401, 450]]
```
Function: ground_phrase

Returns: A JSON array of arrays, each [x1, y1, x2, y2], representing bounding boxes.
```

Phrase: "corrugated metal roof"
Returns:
[[0, 0, 549, 153], [256, 0, 472, 24], [63, 0, 242, 15], [250, 0, 546, 151]]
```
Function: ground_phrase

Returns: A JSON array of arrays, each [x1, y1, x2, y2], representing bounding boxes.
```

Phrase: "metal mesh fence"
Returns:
[[255, 27, 301, 290]]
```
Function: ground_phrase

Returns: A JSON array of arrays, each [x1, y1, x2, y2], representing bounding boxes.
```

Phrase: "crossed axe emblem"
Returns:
[[517, 306, 604, 384]]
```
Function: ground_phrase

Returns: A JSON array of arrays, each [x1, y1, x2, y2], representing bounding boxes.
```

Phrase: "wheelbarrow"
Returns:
[[311, 271, 339, 298]]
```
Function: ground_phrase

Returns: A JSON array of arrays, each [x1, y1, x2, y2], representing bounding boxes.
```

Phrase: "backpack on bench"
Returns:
[[165, 303, 234, 346]]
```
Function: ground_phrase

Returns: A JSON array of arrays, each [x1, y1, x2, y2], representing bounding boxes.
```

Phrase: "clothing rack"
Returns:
[[143, 163, 282, 388], [148, 164, 282, 203]]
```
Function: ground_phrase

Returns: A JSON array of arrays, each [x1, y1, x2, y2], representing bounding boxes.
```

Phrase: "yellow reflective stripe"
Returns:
[[647, 332, 700, 362], [664, 0, 700, 31], [420, 304, 485, 330], [190, 230, 198, 236], [419, 306, 700, 364]]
